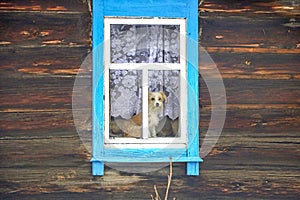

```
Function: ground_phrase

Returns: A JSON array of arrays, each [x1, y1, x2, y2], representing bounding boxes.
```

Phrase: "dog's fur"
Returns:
[[111, 92, 168, 138], [127, 92, 168, 137], [147, 91, 168, 137]]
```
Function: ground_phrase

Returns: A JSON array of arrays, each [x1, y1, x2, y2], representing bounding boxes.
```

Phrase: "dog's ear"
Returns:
[[160, 92, 168, 103]]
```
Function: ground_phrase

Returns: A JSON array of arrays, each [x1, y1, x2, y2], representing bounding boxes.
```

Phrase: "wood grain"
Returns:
[[200, 16, 300, 49], [201, 52, 300, 79], [0, 11, 90, 47], [0, 0, 299, 199], [0, 0, 89, 12]]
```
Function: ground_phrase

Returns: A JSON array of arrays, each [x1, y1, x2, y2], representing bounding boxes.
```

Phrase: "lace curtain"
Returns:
[[109, 24, 181, 120], [111, 24, 180, 63]]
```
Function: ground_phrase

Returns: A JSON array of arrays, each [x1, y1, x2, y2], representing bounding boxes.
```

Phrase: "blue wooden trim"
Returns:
[[92, 157, 202, 163], [92, 0, 105, 176], [103, 0, 188, 18], [186, 0, 200, 176], [92, 161, 104, 176], [92, 148, 203, 163]]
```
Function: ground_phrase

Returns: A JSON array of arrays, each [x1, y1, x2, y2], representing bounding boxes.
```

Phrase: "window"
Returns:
[[104, 18, 187, 147]]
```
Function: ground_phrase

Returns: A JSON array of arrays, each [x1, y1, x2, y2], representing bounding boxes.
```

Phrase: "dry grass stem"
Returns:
[[151, 158, 174, 200], [164, 158, 173, 200], [154, 185, 162, 200]]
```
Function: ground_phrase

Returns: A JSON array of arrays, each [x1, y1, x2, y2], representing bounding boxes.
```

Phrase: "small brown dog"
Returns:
[[116, 92, 167, 138]]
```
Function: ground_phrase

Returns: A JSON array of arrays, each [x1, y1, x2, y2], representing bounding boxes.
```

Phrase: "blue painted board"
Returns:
[[186, 0, 200, 176], [104, 0, 188, 17], [92, 0, 105, 175], [92, 148, 203, 163]]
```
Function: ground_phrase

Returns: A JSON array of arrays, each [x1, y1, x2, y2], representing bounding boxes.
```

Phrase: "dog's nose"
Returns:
[[155, 103, 160, 107]]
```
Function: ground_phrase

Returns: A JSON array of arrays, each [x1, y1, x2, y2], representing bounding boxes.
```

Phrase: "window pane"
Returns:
[[109, 70, 142, 138], [110, 25, 180, 63], [148, 70, 180, 137]]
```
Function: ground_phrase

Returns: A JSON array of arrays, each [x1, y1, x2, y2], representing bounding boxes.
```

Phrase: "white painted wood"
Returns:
[[104, 19, 111, 142], [105, 17, 186, 26], [109, 63, 183, 70], [105, 143, 187, 149], [142, 68, 149, 139]]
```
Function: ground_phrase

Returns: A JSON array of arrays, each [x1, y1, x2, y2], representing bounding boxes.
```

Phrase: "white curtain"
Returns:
[[110, 24, 180, 63]]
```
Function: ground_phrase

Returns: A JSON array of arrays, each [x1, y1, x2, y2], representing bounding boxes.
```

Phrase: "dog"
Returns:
[[112, 92, 168, 138], [147, 91, 168, 137]]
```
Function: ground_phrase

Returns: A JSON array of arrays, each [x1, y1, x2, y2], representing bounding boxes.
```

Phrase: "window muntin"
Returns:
[[104, 18, 187, 146]]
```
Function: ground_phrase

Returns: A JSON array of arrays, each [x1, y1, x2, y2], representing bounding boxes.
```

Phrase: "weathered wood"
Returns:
[[199, 0, 300, 17], [0, 0, 300, 199], [0, 131, 299, 199], [0, 0, 89, 12], [0, 46, 89, 79], [200, 79, 300, 104], [0, 111, 74, 132], [200, 16, 300, 49], [201, 51, 300, 80], [0, 11, 90, 47], [200, 107, 300, 133]]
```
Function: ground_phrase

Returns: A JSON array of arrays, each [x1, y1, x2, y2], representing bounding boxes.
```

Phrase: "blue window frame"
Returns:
[[92, 0, 202, 176]]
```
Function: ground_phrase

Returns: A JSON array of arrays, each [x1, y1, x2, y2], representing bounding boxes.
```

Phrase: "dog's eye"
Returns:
[[158, 98, 162, 101], [151, 98, 155, 101]]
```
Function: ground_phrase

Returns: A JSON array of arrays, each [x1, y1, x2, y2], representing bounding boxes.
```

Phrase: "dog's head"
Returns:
[[148, 92, 168, 111]]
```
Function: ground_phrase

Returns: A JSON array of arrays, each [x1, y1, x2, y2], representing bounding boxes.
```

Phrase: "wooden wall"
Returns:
[[0, 0, 299, 199]]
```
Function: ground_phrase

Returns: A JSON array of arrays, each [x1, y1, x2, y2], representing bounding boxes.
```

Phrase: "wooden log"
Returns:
[[199, 0, 300, 17], [0, 46, 89, 78], [0, 11, 90, 46], [200, 51, 300, 80], [0, 0, 89, 12], [200, 79, 300, 104], [200, 16, 300, 50], [200, 106, 300, 133]]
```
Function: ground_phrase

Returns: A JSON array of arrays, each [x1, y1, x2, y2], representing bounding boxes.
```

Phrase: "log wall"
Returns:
[[0, 0, 299, 199]]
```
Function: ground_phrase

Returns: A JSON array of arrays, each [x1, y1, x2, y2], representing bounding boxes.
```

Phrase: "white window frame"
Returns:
[[104, 17, 187, 148]]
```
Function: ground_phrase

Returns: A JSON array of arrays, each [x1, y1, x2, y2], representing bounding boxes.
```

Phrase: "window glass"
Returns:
[[110, 24, 180, 63], [109, 70, 142, 138]]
